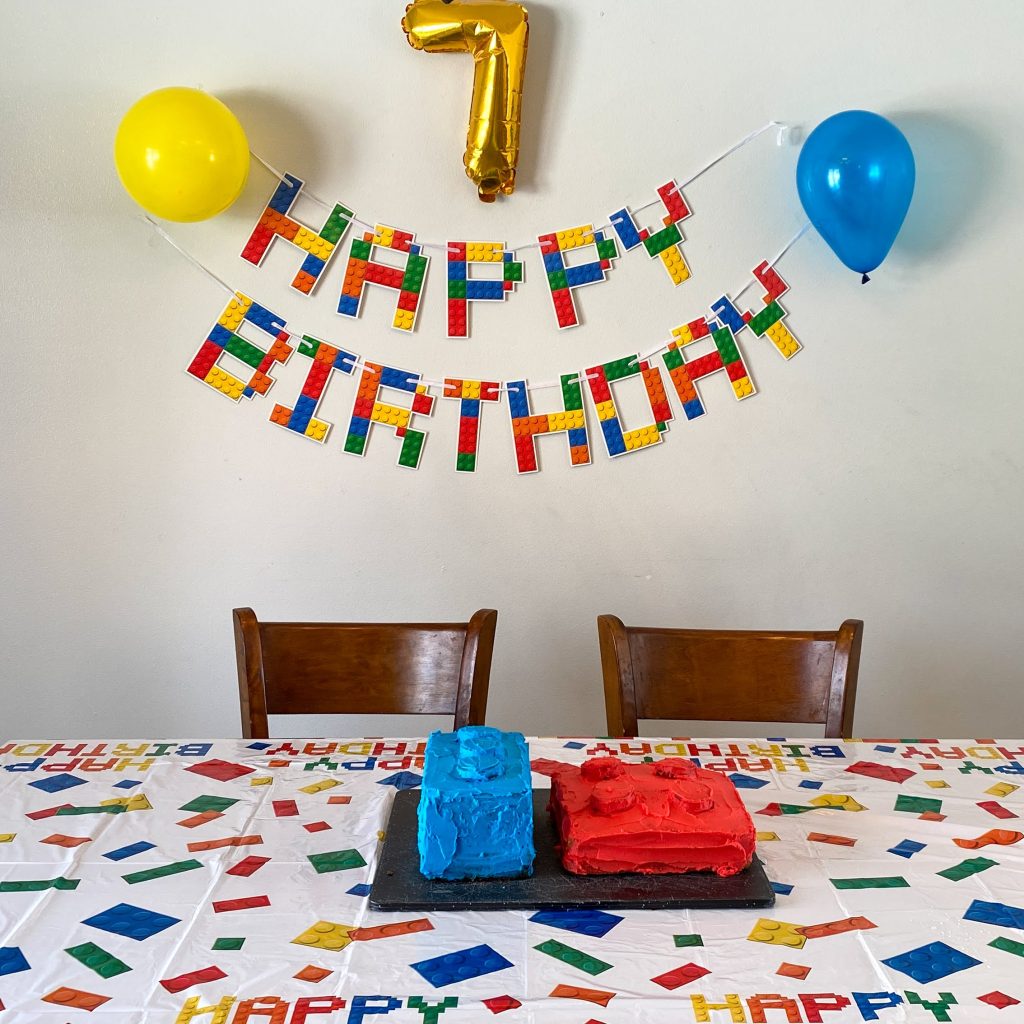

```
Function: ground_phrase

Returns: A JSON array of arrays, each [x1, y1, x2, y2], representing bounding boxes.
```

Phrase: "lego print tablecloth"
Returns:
[[2, 737, 1024, 1023]]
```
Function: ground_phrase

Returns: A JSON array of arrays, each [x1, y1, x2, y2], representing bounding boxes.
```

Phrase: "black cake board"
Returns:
[[369, 789, 775, 912]]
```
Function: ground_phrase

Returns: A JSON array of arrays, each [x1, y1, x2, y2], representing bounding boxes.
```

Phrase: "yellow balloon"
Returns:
[[114, 87, 250, 222]]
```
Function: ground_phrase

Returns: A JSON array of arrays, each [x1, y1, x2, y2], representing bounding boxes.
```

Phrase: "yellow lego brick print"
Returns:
[[373, 225, 395, 248], [659, 246, 690, 285], [465, 381, 482, 399], [393, 309, 415, 331], [292, 920, 355, 951], [100, 794, 152, 812], [691, 995, 746, 1024], [766, 321, 801, 359], [250, 776, 272, 786], [622, 425, 660, 451], [593, 400, 616, 422], [926, 779, 951, 789], [731, 376, 755, 399], [670, 325, 698, 347], [467, 241, 504, 262], [218, 293, 252, 331], [756, 831, 780, 842], [0, 834, 15, 843], [175, 996, 236, 1024], [204, 366, 245, 401], [987, 782, 1019, 798], [809, 794, 866, 812], [747, 918, 807, 948], [372, 404, 411, 429], [556, 225, 596, 250], [300, 779, 342, 794], [304, 419, 329, 443]]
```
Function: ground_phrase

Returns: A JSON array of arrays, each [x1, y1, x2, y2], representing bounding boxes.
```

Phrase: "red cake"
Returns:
[[548, 756, 756, 877]]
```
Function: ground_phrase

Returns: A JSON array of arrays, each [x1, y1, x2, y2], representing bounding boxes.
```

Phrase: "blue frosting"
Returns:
[[417, 726, 535, 880]]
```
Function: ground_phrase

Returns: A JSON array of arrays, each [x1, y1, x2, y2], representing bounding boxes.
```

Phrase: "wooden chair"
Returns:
[[233, 608, 498, 738], [598, 616, 863, 739]]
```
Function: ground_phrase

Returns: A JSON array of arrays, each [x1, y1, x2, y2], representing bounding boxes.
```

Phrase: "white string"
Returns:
[[247, 120, 790, 254], [733, 222, 811, 300], [145, 216, 236, 296]]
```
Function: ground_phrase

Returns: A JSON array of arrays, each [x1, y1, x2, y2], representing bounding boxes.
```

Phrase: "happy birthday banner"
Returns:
[[162, 126, 808, 474]]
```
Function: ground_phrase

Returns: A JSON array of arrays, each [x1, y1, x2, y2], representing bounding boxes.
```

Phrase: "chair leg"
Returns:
[[598, 615, 637, 737], [233, 608, 269, 739]]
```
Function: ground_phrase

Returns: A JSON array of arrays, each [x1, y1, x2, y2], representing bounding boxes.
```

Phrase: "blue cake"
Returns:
[[418, 726, 535, 880]]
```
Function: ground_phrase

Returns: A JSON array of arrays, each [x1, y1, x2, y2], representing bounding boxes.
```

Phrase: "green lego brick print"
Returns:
[[642, 222, 682, 257], [747, 300, 785, 335], [213, 936, 246, 950], [298, 336, 321, 359], [456, 452, 476, 472], [308, 849, 367, 874], [399, 430, 425, 469], [560, 372, 583, 409], [180, 795, 239, 814], [0, 877, 80, 893], [595, 237, 618, 261], [402, 254, 428, 292], [448, 280, 467, 299], [225, 334, 267, 369], [778, 804, 816, 815], [990, 935, 1024, 958], [350, 238, 372, 261], [503, 261, 523, 282], [534, 938, 612, 976], [65, 941, 131, 979], [895, 795, 942, 814], [656, 421, 668, 432], [547, 268, 568, 291], [344, 433, 366, 455], [603, 356, 638, 382], [937, 857, 998, 882], [122, 859, 203, 885], [830, 876, 909, 890], [321, 205, 354, 245], [713, 330, 740, 364], [663, 347, 684, 371], [674, 934, 704, 948], [55, 805, 125, 816]]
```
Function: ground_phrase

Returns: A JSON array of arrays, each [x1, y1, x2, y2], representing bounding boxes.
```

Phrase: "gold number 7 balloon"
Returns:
[[403, 0, 529, 202]]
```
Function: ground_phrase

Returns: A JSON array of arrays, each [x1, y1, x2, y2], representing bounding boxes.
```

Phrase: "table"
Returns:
[[1, 737, 1023, 1022]]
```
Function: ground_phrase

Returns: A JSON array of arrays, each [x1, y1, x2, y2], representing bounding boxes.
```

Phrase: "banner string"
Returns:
[[249, 120, 793, 254], [147, 121, 810, 393]]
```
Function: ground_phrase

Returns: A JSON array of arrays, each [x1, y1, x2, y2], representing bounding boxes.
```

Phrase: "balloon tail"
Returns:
[[861, 273, 871, 284]]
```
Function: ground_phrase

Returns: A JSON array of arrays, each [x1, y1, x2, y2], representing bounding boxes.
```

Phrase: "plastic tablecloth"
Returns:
[[2, 736, 1024, 1022]]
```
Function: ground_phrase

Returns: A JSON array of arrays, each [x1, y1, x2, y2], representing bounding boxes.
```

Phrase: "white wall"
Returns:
[[2, 1, 1023, 740]]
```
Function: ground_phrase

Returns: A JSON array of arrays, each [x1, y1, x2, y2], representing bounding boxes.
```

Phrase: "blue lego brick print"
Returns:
[[242, 386, 255, 399], [728, 772, 769, 790], [347, 883, 373, 897], [609, 208, 642, 250], [245, 301, 286, 334], [104, 841, 156, 862], [567, 427, 588, 448], [448, 261, 467, 280], [113, 779, 142, 789], [208, 324, 232, 347], [410, 244, 421, 256], [875, 745, 897, 753], [462, 399, 480, 418], [881, 942, 981, 984], [799, 779, 824, 790], [542, 251, 564, 274], [337, 294, 360, 317], [348, 416, 371, 438], [563, 741, 587, 750], [682, 399, 705, 420], [334, 350, 358, 374], [530, 909, 622, 938], [465, 280, 505, 301], [766, 737, 788, 742], [0, 946, 30, 977], [889, 839, 927, 859], [83, 903, 181, 942], [419, 728, 534, 882], [29, 773, 86, 794], [379, 366, 417, 391], [378, 771, 422, 791], [770, 881, 794, 896], [600, 417, 626, 455], [506, 381, 530, 419], [247, 742, 272, 750], [564, 263, 603, 288], [411, 943, 514, 988], [287, 394, 317, 434], [503, 251, 513, 262], [964, 899, 1024, 930], [711, 297, 746, 335], [300, 252, 327, 278], [267, 173, 303, 214]]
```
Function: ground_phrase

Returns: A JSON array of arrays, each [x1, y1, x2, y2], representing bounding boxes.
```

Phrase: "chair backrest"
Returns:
[[233, 608, 497, 738], [598, 616, 863, 739]]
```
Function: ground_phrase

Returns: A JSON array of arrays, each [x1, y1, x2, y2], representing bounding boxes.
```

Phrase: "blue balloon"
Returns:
[[796, 110, 915, 280]]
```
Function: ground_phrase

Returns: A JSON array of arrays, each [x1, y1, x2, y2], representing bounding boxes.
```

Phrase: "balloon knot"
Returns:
[[861, 273, 871, 284]]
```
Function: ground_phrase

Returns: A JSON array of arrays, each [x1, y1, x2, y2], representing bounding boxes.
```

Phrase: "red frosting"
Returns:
[[548, 756, 756, 877]]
